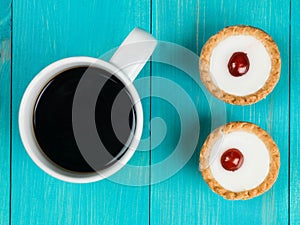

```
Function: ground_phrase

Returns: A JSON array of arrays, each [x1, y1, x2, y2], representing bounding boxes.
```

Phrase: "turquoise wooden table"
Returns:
[[0, 0, 299, 224]]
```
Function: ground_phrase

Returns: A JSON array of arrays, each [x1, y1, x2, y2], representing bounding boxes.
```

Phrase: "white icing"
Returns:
[[209, 131, 270, 192], [210, 35, 272, 96]]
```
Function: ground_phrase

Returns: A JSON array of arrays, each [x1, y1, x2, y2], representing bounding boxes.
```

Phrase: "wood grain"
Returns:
[[11, 1, 150, 224], [151, 0, 289, 224], [0, 0, 11, 224], [290, 0, 300, 224]]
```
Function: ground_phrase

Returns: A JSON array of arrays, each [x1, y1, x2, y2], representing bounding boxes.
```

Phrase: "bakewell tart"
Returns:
[[199, 122, 280, 200], [200, 25, 281, 105]]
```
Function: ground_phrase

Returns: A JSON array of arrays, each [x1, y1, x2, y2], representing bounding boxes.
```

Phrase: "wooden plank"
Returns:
[[151, 0, 289, 224], [12, 1, 150, 224], [0, 0, 11, 224], [290, 0, 300, 224]]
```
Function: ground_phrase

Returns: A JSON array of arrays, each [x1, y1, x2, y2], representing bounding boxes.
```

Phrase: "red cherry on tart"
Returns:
[[221, 148, 244, 171], [227, 52, 250, 77]]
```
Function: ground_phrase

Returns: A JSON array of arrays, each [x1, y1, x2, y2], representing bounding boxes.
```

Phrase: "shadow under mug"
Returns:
[[19, 28, 157, 183]]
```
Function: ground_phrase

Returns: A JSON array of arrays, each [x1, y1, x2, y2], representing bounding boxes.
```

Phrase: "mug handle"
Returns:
[[109, 28, 157, 82]]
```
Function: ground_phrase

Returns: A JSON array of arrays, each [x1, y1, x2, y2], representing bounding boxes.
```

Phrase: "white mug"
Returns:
[[19, 28, 157, 183]]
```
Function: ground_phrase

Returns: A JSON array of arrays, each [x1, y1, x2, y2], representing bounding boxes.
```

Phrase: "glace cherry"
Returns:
[[221, 148, 244, 171], [227, 52, 250, 77]]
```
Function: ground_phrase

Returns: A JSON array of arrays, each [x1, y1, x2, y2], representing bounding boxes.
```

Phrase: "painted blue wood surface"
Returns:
[[0, 0, 11, 224], [151, 0, 289, 224], [12, 1, 150, 225], [290, 0, 300, 224], [0, 0, 298, 224]]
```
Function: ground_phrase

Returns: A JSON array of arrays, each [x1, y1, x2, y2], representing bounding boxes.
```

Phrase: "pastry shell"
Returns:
[[199, 121, 280, 200], [200, 25, 281, 105]]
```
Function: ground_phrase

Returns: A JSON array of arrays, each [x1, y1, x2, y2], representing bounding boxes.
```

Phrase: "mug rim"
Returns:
[[18, 56, 144, 183]]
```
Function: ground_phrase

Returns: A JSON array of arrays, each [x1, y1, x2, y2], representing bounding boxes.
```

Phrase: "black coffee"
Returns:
[[33, 66, 135, 172]]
